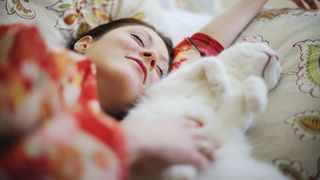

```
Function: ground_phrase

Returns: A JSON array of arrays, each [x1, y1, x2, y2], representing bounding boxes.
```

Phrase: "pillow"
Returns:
[[235, 8, 320, 179], [0, 0, 213, 47], [0, 0, 116, 46], [154, 0, 223, 15], [0, 0, 165, 46]]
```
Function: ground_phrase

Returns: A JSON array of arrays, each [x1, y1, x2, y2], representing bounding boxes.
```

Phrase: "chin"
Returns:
[[105, 100, 135, 120]]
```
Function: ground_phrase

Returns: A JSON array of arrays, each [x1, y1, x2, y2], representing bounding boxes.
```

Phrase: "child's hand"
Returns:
[[121, 118, 215, 170], [291, 0, 318, 9]]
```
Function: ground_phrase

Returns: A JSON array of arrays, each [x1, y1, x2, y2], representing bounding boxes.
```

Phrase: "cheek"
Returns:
[[114, 64, 145, 99], [147, 72, 161, 85], [96, 65, 144, 111], [125, 67, 144, 90]]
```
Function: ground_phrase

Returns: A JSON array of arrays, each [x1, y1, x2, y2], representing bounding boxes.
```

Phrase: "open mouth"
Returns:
[[125, 56, 147, 83]]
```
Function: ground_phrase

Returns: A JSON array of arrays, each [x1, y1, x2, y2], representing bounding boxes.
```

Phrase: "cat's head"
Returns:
[[217, 42, 280, 91]]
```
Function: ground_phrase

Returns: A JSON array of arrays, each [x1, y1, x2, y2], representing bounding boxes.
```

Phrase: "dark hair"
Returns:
[[68, 18, 174, 71]]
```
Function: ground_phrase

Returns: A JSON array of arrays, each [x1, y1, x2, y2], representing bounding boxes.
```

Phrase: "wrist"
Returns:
[[121, 121, 151, 164]]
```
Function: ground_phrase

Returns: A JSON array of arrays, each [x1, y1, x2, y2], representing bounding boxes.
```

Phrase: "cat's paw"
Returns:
[[203, 58, 229, 95], [233, 42, 277, 61], [219, 42, 279, 85], [263, 56, 281, 91], [243, 76, 268, 113]]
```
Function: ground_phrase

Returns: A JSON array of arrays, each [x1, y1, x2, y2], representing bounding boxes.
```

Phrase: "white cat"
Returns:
[[125, 42, 287, 180]]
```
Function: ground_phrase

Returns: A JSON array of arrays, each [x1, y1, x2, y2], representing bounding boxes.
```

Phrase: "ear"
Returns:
[[74, 35, 93, 54]]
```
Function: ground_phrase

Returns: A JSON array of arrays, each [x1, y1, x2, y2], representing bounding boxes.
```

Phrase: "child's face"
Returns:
[[79, 25, 170, 116]]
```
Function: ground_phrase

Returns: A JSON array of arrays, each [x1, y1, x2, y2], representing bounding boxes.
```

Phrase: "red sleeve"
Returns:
[[172, 33, 224, 71], [189, 33, 224, 57]]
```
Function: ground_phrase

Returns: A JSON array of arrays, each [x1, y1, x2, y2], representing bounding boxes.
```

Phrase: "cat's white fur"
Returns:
[[125, 42, 287, 180]]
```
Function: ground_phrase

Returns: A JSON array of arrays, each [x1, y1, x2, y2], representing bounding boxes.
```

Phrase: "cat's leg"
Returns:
[[202, 57, 229, 95], [263, 55, 281, 91], [217, 42, 277, 70], [173, 57, 229, 95], [198, 142, 289, 180], [243, 76, 268, 114]]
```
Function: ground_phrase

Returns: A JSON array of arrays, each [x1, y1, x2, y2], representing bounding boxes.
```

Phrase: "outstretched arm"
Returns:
[[200, 0, 268, 48], [200, 0, 319, 48]]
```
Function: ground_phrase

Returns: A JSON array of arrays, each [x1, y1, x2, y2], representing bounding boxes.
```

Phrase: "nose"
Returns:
[[140, 50, 158, 69]]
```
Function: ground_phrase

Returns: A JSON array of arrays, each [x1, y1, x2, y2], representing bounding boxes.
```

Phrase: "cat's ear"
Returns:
[[262, 56, 281, 91]]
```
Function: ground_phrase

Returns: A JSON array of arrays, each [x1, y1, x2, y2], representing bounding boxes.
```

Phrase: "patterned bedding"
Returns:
[[235, 8, 320, 179], [0, 0, 319, 179]]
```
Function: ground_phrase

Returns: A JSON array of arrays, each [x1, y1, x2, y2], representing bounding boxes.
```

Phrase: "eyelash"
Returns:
[[131, 32, 165, 78], [131, 32, 145, 47], [156, 66, 164, 78]]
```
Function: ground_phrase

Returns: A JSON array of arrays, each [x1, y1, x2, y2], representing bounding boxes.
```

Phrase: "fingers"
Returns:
[[304, 0, 318, 9], [292, 0, 307, 9], [197, 139, 216, 162], [190, 126, 216, 163], [146, 118, 216, 171], [175, 118, 216, 170], [188, 149, 211, 171], [291, 0, 318, 10], [188, 127, 215, 169], [187, 139, 216, 171]]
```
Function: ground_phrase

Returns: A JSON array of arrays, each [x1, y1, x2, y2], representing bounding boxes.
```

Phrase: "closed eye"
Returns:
[[131, 33, 145, 47], [156, 65, 164, 78]]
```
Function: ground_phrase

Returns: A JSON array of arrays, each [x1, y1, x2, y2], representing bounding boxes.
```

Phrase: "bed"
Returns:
[[0, 0, 319, 179]]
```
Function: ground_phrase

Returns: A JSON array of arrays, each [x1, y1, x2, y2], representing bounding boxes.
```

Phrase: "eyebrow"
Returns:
[[143, 29, 153, 43]]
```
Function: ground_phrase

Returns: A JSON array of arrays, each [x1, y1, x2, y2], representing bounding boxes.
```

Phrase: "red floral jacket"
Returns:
[[0, 24, 128, 180]]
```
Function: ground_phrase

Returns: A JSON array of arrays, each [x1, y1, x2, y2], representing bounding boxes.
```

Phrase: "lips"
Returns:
[[125, 56, 147, 83]]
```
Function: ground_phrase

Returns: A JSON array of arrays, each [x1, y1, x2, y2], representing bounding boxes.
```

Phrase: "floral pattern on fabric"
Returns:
[[256, 8, 319, 21], [273, 158, 320, 180], [290, 9, 320, 17], [172, 33, 224, 71], [256, 8, 290, 21], [1, 0, 36, 19], [240, 35, 270, 45], [0, 24, 128, 179], [47, 0, 116, 38], [294, 39, 320, 98], [235, 9, 320, 180], [284, 110, 320, 141], [172, 38, 201, 71]]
